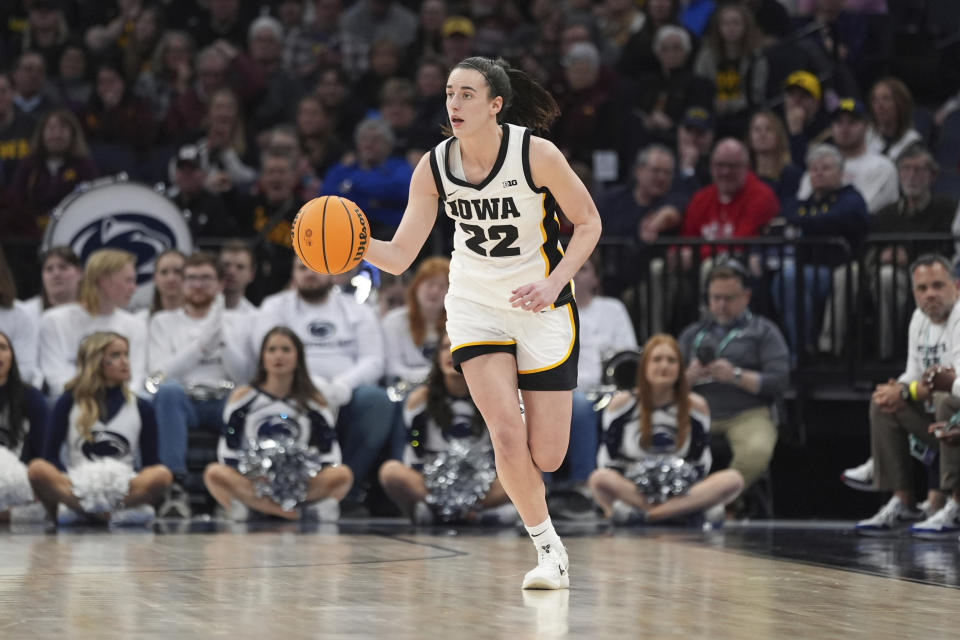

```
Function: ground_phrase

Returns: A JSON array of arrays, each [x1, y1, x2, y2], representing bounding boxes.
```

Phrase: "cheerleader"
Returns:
[[588, 334, 744, 524], [204, 327, 353, 521], [27, 332, 172, 526], [378, 332, 510, 524], [0, 331, 49, 521]]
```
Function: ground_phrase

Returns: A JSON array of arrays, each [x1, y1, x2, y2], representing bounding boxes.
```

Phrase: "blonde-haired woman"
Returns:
[[588, 334, 743, 524], [38, 248, 147, 397], [27, 332, 172, 526], [381, 256, 450, 385], [747, 110, 802, 204]]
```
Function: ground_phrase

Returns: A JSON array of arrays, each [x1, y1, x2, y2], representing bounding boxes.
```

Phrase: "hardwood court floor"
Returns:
[[1, 519, 958, 639]]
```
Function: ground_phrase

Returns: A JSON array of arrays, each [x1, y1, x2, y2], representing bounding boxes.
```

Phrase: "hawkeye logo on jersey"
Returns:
[[447, 196, 520, 221]]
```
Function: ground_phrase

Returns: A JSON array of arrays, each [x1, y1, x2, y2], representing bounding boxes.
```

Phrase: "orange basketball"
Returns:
[[291, 196, 370, 275]]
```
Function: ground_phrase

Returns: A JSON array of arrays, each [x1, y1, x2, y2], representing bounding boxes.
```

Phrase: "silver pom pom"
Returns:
[[236, 436, 325, 512], [67, 458, 136, 513], [626, 456, 703, 505], [422, 439, 496, 522], [0, 447, 34, 512]]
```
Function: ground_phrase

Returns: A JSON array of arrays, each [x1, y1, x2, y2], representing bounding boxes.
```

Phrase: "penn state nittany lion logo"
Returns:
[[80, 430, 132, 461], [70, 215, 178, 285], [308, 322, 335, 338], [256, 415, 301, 441]]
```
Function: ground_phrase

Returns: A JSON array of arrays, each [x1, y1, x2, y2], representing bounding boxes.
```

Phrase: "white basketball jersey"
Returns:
[[430, 123, 573, 310]]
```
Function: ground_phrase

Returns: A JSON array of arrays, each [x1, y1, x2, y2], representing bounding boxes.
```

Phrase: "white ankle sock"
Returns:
[[525, 516, 562, 550]]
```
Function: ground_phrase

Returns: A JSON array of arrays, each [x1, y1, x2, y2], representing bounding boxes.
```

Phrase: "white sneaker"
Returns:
[[611, 499, 646, 526], [841, 458, 877, 492], [229, 499, 250, 522], [109, 505, 156, 527], [855, 496, 924, 536], [522, 541, 570, 590], [302, 498, 340, 522], [412, 501, 435, 526], [704, 503, 726, 528], [910, 498, 960, 539]]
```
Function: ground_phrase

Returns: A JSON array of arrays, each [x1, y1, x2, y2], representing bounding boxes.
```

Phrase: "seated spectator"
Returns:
[[0, 330, 49, 521], [295, 94, 347, 180], [917, 381, 960, 536], [551, 42, 623, 175], [377, 78, 419, 162], [866, 76, 922, 161], [781, 70, 830, 168], [239, 148, 303, 299], [853, 255, 960, 535], [147, 252, 258, 518], [283, 0, 357, 82], [321, 118, 413, 238], [382, 256, 449, 385], [15, 246, 82, 326], [0, 246, 39, 386], [262, 124, 321, 203], [748, 110, 802, 206], [341, 0, 419, 51], [314, 66, 366, 144], [405, 0, 446, 68], [27, 331, 173, 527], [598, 143, 685, 242], [352, 37, 405, 110], [379, 331, 511, 524], [217, 240, 258, 312], [872, 144, 957, 360], [140, 249, 185, 319], [692, 2, 769, 137], [0, 71, 36, 188], [79, 59, 157, 155], [679, 262, 790, 490], [797, 99, 899, 213], [771, 144, 869, 353], [253, 258, 395, 512], [4, 108, 98, 238], [205, 326, 352, 521], [164, 40, 264, 141], [408, 56, 448, 155], [8, 2, 69, 85], [196, 87, 257, 192], [589, 333, 743, 524], [617, 0, 684, 79], [39, 249, 147, 397], [440, 15, 478, 71], [248, 15, 303, 134], [166, 143, 237, 239], [189, 0, 255, 50], [120, 5, 164, 84], [11, 51, 60, 118], [133, 30, 195, 125], [84, 0, 146, 54], [636, 25, 714, 147], [673, 106, 716, 196], [53, 43, 93, 113]]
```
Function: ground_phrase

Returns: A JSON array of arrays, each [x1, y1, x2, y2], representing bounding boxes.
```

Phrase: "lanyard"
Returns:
[[692, 315, 749, 357]]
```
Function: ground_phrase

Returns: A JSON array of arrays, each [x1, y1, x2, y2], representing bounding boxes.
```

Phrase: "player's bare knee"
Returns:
[[488, 424, 528, 459]]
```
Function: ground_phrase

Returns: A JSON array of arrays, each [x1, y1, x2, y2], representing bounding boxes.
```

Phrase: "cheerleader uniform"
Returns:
[[402, 391, 491, 471], [0, 384, 48, 463], [220, 387, 341, 469], [599, 394, 712, 476]]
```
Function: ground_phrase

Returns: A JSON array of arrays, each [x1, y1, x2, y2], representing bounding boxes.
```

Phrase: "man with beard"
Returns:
[[149, 252, 256, 518], [252, 258, 395, 514], [854, 254, 960, 535]]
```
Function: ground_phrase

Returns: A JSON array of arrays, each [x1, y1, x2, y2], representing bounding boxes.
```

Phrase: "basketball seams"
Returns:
[[339, 196, 355, 274], [320, 196, 331, 274]]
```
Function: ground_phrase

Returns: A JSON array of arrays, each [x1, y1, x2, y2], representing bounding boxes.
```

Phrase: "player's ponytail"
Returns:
[[454, 56, 560, 132]]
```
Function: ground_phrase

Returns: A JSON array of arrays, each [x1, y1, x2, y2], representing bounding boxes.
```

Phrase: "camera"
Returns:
[[696, 343, 716, 365]]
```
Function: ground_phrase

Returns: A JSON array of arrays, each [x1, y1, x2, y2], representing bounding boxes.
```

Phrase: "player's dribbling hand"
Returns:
[[510, 278, 564, 313]]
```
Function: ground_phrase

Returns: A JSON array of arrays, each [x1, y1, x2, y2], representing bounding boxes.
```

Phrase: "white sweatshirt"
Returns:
[[148, 300, 255, 387], [797, 151, 899, 213], [252, 289, 385, 407], [899, 302, 960, 397], [381, 306, 438, 384], [577, 296, 639, 390], [0, 305, 39, 387], [39, 303, 148, 397]]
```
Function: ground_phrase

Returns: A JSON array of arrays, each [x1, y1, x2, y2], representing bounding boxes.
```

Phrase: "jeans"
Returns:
[[771, 260, 832, 352], [337, 385, 404, 494], [154, 381, 228, 477], [566, 390, 599, 482]]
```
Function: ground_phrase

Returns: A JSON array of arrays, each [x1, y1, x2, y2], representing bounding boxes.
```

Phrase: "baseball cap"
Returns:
[[175, 144, 203, 168], [784, 70, 822, 102], [681, 106, 714, 131], [442, 16, 475, 38], [832, 97, 866, 120]]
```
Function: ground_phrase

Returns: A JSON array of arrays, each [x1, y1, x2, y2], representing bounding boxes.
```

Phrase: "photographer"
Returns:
[[678, 262, 790, 490]]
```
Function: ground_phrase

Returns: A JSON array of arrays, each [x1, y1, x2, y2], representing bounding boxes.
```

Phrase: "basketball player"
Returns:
[[364, 56, 602, 589]]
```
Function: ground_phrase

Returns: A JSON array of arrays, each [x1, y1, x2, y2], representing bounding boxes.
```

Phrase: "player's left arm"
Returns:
[[510, 136, 602, 312]]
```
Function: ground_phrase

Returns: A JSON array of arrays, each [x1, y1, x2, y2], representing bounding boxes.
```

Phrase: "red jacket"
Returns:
[[681, 171, 779, 257]]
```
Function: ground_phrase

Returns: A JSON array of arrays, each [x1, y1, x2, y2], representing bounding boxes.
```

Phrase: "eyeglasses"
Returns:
[[184, 274, 217, 284]]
